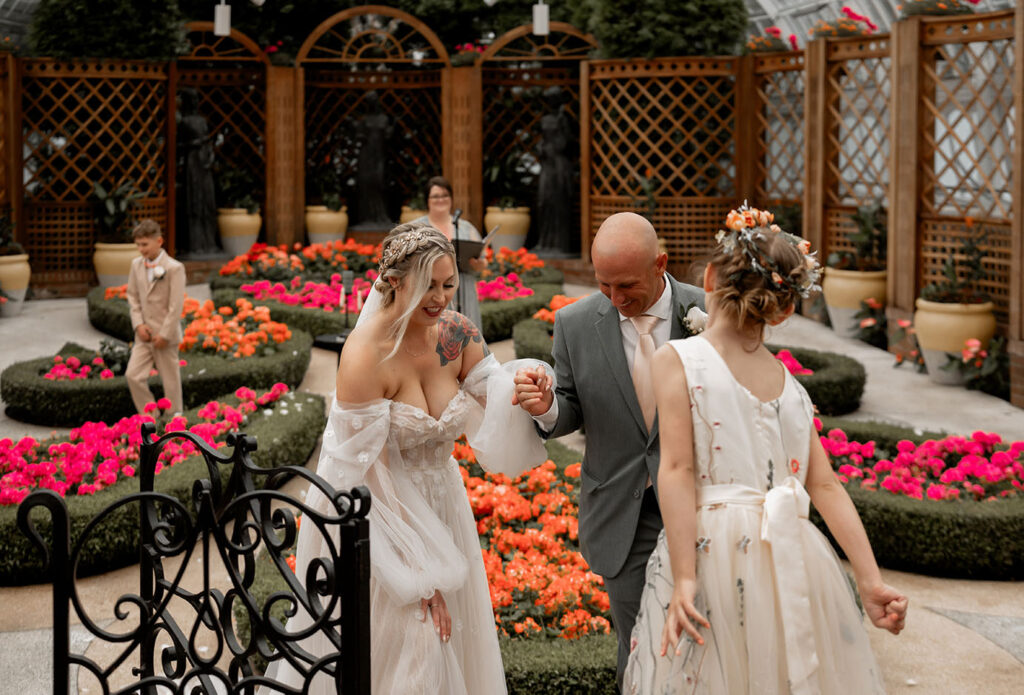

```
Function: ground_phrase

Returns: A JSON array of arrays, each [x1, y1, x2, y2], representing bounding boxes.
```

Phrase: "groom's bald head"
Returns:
[[591, 213, 668, 317]]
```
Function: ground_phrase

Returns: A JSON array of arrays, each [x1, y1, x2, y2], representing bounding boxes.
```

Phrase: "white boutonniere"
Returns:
[[152, 265, 166, 280], [679, 302, 708, 338]]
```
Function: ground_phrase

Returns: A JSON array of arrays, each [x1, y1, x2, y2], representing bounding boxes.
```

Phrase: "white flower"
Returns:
[[685, 306, 708, 334], [153, 265, 166, 279]]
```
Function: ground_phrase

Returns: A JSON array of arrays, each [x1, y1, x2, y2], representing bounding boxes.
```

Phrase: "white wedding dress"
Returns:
[[623, 336, 886, 695], [266, 354, 549, 695]]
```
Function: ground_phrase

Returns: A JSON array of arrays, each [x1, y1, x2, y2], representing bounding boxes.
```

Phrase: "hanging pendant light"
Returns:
[[532, 2, 550, 36], [214, 0, 231, 37]]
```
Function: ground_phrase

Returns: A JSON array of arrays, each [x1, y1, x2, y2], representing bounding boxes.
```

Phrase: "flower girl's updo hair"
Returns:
[[709, 203, 821, 329], [375, 222, 457, 309]]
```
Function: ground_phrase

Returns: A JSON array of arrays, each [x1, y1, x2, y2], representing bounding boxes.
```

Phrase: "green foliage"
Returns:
[[514, 318, 555, 366], [941, 335, 1011, 401], [485, 149, 538, 209], [899, 0, 976, 19], [919, 223, 990, 303], [766, 345, 866, 416], [575, 0, 748, 59], [502, 633, 618, 693], [86, 286, 133, 340], [827, 202, 886, 271], [0, 390, 326, 586], [771, 203, 802, 238], [30, 0, 186, 60], [93, 181, 145, 244], [215, 165, 259, 213], [481, 284, 559, 343], [0, 332, 312, 426], [852, 299, 887, 349], [212, 288, 356, 338], [0, 214, 24, 256]]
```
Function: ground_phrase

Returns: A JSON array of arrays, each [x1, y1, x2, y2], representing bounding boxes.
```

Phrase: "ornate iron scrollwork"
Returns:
[[17, 421, 371, 694]]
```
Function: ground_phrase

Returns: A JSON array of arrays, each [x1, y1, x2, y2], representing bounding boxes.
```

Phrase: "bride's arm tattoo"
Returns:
[[436, 312, 486, 366]]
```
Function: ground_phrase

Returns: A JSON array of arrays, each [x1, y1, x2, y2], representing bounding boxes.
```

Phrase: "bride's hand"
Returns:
[[420, 590, 452, 643]]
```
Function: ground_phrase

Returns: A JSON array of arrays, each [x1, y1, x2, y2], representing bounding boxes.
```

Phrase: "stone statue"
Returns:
[[178, 89, 218, 255], [533, 86, 575, 257], [353, 91, 393, 227]]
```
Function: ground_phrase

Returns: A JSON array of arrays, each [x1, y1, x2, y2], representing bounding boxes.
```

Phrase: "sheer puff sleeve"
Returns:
[[462, 355, 553, 477], [297, 399, 468, 607]]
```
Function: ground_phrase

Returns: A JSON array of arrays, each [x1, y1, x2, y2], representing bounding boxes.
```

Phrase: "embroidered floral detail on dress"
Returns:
[[737, 535, 751, 553], [696, 537, 711, 553], [737, 578, 745, 626], [351, 418, 362, 430], [357, 452, 369, 465], [767, 458, 775, 489], [790, 458, 801, 474]]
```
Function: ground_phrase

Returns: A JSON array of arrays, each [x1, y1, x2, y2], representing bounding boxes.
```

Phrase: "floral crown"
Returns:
[[714, 202, 821, 298]]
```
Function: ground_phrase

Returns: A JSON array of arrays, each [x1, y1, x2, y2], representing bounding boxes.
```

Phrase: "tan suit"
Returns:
[[125, 252, 186, 414]]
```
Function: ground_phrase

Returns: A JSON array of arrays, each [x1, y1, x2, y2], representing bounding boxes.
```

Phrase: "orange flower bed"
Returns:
[[454, 440, 611, 640], [532, 294, 584, 325], [218, 239, 379, 281], [179, 298, 292, 358], [480, 246, 546, 280]]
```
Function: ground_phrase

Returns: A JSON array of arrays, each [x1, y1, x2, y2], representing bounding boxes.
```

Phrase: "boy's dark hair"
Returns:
[[132, 219, 163, 240]]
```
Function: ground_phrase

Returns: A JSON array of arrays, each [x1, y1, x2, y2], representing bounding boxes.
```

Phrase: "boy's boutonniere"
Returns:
[[152, 265, 166, 280], [679, 301, 708, 338]]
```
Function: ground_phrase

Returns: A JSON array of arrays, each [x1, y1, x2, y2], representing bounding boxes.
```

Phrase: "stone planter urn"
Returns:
[[217, 208, 261, 258], [399, 206, 427, 224], [93, 243, 137, 288], [0, 253, 31, 316], [821, 268, 887, 339], [305, 205, 348, 245], [483, 206, 530, 251], [913, 298, 996, 385]]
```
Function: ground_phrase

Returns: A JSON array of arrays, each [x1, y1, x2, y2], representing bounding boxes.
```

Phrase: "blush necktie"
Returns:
[[630, 314, 659, 431]]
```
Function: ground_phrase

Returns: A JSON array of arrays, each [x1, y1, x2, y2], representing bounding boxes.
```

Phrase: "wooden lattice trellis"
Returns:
[[585, 58, 739, 274], [0, 53, 10, 214], [915, 11, 1015, 328], [481, 22, 596, 234], [754, 51, 805, 207], [178, 23, 269, 245], [819, 36, 891, 262], [19, 60, 170, 287]]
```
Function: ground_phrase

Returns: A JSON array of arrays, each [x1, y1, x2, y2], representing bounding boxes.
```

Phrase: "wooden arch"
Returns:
[[181, 22, 270, 65], [480, 21, 597, 63], [297, 5, 449, 65]]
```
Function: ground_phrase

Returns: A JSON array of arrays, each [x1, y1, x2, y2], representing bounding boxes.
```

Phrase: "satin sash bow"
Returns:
[[697, 479, 820, 695]]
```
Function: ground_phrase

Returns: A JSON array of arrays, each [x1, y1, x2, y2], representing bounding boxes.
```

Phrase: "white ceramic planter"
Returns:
[[913, 298, 996, 385], [483, 206, 530, 251], [93, 243, 137, 288], [821, 267, 887, 339], [0, 253, 31, 316], [217, 208, 261, 257]]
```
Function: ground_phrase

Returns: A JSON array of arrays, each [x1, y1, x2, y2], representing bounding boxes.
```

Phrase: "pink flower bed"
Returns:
[[820, 419, 1024, 502], [240, 272, 377, 313], [0, 384, 290, 506], [477, 273, 535, 302], [44, 355, 115, 381], [775, 349, 813, 375]]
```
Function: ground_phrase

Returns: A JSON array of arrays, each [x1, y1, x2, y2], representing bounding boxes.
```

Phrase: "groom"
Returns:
[[514, 212, 704, 687]]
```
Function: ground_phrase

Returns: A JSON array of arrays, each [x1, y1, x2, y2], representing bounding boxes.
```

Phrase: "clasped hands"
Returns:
[[135, 325, 168, 348], [511, 365, 554, 416]]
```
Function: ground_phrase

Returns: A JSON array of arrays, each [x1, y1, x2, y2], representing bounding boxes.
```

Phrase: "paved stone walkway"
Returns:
[[0, 288, 1022, 693]]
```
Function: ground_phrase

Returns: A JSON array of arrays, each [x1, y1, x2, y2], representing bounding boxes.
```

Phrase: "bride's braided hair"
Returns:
[[375, 222, 456, 309]]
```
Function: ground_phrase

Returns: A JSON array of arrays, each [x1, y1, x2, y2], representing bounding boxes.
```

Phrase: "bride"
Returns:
[[266, 223, 551, 694]]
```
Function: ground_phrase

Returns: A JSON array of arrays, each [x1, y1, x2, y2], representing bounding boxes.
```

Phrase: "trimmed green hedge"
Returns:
[[86, 286, 134, 341], [0, 332, 313, 426], [0, 390, 327, 586], [212, 284, 562, 344], [513, 324, 867, 416], [813, 417, 1023, 580]]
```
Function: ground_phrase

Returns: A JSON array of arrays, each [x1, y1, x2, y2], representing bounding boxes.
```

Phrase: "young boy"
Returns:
[[125, 219, 186, 415]]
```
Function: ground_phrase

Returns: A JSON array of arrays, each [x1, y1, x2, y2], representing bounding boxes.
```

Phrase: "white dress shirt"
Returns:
[[534, 276, 673, 432], [144, 250, 166, 283]]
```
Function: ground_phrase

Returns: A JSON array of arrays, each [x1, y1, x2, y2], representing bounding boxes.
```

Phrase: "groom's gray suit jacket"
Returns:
[[544, 274, 704, 578]]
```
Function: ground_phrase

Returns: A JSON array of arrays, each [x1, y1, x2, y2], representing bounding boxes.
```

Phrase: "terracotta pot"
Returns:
[[0, 253, 31, 317], [913, 298, 996, 385], [305, 205, 349, 245], [483, 206, 530, 251], [93, 243, 138, 288], [217, 208, 261, 257], [821, 268, 887, 338], [399, 206, 427, 224]]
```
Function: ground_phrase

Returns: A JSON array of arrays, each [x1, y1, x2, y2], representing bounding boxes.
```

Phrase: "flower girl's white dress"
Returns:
[[623, 336, 886, 694], [266, 354, 548, 694]]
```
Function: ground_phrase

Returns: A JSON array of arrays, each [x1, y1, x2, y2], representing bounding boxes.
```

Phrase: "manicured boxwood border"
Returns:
[[813, 416, 1023, 580], [212, 284, 562, 344], [0, 390, 327, 586], [513, 322, 866, 416], [86, 286, 134, 341], [0, 332, 313, 427]]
